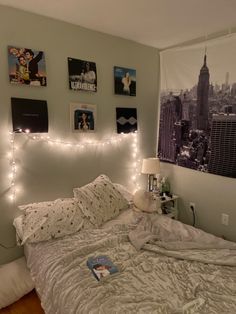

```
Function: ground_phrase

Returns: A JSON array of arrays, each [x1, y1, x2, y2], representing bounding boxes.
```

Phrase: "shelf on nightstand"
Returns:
[[160, 195, 179, 219]]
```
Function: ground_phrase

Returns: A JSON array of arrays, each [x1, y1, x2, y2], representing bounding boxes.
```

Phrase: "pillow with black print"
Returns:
[[20, 198, 91, 244], [73, 174, 129, 227]]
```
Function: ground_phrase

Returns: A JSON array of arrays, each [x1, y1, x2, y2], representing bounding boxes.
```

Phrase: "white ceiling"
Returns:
[[0, 0, 236, 49]]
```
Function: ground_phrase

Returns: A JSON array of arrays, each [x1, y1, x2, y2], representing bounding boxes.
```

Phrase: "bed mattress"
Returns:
[[24, 209, 236, 314]]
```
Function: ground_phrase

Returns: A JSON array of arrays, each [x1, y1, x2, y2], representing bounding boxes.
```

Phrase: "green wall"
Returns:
[[0, 5, 159, 264]]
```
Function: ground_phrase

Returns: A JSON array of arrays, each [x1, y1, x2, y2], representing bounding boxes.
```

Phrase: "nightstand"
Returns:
[[160, 195, 179, 219]]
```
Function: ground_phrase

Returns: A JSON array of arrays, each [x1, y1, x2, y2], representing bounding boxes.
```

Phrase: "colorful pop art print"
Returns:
[[68, 58, 97, 92], [114, 66, 136, 96], [70, 103, 97, 132], [8, 46, 47, 86]]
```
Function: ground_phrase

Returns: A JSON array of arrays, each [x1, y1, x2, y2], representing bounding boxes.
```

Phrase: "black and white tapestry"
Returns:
[[158, 36, 236, 178], [116, 107, 137, 133]]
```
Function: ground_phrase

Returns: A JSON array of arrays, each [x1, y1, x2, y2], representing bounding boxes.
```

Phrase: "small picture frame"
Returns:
[[114, 66, 136, 96], [70, 103, 96, 132]]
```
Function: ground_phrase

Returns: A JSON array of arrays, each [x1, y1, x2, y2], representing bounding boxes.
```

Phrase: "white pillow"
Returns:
[[73, 175, 129, 226], [18, 200, 55, 211], [13, 215, 24, 245], [0, 257, 34, 309], [113, 183, 133, 203], [19, 198, 90, 244], [133, 190, 161, 213]]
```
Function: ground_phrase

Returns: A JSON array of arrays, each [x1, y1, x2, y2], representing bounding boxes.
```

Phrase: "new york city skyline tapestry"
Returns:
[[158, 36, 236, 178]]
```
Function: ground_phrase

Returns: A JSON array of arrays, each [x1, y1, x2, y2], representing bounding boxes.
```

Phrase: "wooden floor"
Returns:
[[0, 290, 44, 314]]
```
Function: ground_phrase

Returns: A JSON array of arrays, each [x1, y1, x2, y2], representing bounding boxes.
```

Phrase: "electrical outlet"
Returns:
[[221, 213, 229, 226], [189, 202, 195, 212]]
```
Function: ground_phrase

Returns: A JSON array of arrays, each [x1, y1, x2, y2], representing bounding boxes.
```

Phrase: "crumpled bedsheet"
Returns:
[[26, 220, 236, 314], [129, 214, 236, 266]]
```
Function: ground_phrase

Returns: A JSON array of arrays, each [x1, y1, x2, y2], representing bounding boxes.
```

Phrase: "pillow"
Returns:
[[133, 190, 161, 213], [19, 198, 90, 244], [0, 257, 34, 309], [73, 175, 129, 227], [18, 200, 55, 211], [13, 215, 24, 245], [113, 183, 133, 204]]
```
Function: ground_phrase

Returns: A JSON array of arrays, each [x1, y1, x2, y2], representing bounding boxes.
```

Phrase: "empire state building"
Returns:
[[196, 55, 209, 131]]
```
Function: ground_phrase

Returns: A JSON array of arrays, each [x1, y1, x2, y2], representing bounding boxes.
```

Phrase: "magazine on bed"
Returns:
[[87, 255, 119, 281]]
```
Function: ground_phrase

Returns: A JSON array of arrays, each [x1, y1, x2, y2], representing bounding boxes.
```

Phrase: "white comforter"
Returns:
[[26, 213, 236, 314]]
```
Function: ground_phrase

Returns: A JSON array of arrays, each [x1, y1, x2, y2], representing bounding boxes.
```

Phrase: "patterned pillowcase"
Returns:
[[73, 175, 129, 227], [20, 198, 92, 244]]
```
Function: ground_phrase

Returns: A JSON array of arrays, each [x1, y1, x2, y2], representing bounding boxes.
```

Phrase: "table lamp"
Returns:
[[141, 157, 160, 192]]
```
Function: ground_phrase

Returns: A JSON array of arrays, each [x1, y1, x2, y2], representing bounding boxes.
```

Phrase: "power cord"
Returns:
[[190, 205, 196, 227], [0, 242, 17, 249]]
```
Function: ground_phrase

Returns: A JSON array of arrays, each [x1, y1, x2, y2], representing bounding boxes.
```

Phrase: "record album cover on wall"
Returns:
[[68, 58, 97, 92], [70, 103, 96, 132], [114, 66, 136, 96], [11, 97, 48, 133], [116, 107, 137, 133], [8, 46, 47, 86]]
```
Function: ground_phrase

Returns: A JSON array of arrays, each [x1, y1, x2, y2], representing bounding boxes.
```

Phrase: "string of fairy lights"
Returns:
[[7, 131, 141, 202]]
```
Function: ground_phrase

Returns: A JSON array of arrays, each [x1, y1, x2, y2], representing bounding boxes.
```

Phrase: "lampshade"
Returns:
[[141, 158, 160, 174]]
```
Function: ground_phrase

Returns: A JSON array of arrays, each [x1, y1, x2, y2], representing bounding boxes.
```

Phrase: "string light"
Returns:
[[8, 132, 17, 201], [8, 131, 141, 201]]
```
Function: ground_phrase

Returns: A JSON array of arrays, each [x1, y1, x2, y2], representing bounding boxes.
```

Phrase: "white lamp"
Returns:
[[141, 157, 160, 192]]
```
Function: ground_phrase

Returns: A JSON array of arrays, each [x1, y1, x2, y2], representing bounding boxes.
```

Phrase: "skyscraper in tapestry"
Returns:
[[158, 53, 236, 179]]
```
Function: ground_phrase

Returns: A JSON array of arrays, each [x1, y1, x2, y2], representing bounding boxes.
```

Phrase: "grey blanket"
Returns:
[[129, 214, 236, 266], [26, 220, 236, 314]]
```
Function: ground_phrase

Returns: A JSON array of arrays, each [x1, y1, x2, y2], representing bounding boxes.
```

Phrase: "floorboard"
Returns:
[[0, 290, 44, 314]]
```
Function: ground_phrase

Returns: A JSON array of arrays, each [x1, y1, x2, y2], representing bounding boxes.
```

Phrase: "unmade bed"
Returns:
[[14, 175, 236, 314]]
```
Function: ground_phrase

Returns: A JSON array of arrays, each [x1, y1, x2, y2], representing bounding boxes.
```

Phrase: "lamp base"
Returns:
[[147, 174, 154, 192]]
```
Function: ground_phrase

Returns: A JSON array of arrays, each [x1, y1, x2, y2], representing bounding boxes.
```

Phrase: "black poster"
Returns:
[[116, 107, 137, 133], [11, 97, 48, 133]]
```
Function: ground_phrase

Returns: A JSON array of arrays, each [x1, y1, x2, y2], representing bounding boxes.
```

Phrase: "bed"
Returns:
[[14, 175, 236, 314]]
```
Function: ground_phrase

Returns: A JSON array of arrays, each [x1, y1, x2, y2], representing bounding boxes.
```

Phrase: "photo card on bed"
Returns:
[[8, 45, 47, 86], [116, 107, 137, 133], [87, 255, 118, 281], [68, 58, 97, 92], [70, 102, 96, 132], [114, 66, 136, 96]]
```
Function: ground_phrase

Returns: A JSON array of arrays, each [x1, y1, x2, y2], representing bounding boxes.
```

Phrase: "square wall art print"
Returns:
[[70, 103, 96, 132], [8, 46, 47, 86], [116, 107, 137, 133], [114, 66, 136, 96], [68, 58, 97, 92]]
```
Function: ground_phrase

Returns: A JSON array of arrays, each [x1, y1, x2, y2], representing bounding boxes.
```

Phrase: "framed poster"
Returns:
[[114, 66, 136, 96], [68, 58, 97, 92], [8, 46, 47, 86], [116, 107, 137, 133], [70, 103, 96, 132]]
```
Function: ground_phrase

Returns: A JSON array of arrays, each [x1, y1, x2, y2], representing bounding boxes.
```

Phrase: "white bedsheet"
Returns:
[[25, 209, 236, 314]]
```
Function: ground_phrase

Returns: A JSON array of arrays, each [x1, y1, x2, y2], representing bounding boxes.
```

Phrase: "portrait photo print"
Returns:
[[70, 103, 96, 132], [8, 46, 47, 86], [68, 58, 97, 92], [114, 66, 136, 96]]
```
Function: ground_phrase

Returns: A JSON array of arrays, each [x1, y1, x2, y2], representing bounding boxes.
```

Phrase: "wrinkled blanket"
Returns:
[[26, 222, 236, 314], [129, 214, 236, 266]]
